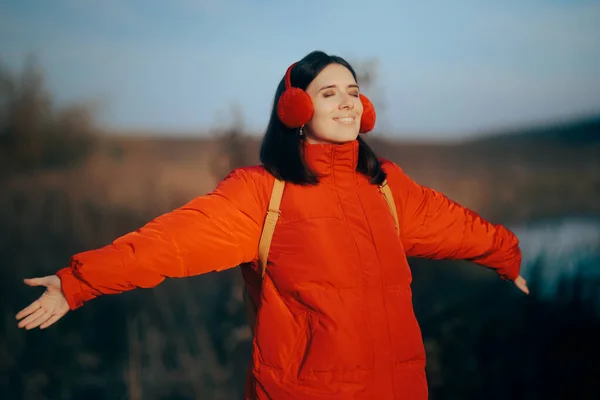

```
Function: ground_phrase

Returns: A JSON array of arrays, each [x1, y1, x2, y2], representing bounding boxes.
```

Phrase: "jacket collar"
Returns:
[[302, 139, 359, 178]]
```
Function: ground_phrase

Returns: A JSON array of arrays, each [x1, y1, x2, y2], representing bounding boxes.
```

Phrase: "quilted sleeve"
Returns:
[[386, 162, 521, 281], [55, 168, 267, 310]]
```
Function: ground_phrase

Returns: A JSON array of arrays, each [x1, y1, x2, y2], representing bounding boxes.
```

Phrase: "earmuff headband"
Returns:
[[276, 61, 376, 133]]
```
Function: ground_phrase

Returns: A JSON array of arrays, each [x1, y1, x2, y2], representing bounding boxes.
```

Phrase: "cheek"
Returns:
[[307, 100, 334, 127], [312, 98, 335, 116], [306, 115, 330, 136], [355, 97, 364, 114]]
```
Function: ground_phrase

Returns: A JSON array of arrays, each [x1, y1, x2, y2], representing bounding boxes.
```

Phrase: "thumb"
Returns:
[[24, 277, 51, 287]]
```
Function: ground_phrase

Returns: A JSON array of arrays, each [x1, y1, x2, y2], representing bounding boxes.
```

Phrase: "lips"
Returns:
[[333, 116, 356, 124]]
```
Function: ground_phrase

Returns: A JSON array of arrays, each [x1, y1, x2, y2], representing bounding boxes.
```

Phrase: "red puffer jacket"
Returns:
[[56, 140, 521, 399]]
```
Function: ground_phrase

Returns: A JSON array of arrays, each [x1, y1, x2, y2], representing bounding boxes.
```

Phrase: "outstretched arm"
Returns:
[[45, 168, 267, 311], [385, 162, 524, 284]]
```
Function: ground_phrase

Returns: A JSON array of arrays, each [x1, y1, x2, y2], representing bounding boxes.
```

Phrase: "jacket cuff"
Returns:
[[56, 265, 97, 310], [496, 250, 522, 282]]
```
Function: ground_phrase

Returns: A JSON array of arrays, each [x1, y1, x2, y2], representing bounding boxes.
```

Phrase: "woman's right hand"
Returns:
[[16, 275, 70, 330]]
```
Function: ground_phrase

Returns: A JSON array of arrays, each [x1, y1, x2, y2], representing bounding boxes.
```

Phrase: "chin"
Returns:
[[306, 125, 359, 144], [330, 125, 359, 141], [338, 130, 360, 142]]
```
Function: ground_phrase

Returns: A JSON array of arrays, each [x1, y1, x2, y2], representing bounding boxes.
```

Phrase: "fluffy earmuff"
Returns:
[[358, 94, 376, 134], [276, 62, 376, 134], [276, 63, 314, 129]]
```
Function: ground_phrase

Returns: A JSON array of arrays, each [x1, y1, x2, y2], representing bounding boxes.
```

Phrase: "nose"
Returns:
[[339, 93, 355, 110]]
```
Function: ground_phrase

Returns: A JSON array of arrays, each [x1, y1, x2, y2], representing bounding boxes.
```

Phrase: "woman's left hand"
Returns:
[[513, 275, 530, 295]]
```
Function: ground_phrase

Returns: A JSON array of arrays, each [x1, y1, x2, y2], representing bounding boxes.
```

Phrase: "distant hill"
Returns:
[[95, 114, 600, 223], [3, 114, 598, 225], [364, 114, 600, 223], [463, 114, 600, 147]]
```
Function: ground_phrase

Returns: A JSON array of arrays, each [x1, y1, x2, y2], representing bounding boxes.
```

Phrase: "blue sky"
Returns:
[[1, 0, 599, 140]]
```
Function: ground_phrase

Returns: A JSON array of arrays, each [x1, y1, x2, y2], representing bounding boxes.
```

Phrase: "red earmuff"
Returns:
[[358, 94, 376, 134], [276, 62, 377, 134], [276, 63, 314, 129]]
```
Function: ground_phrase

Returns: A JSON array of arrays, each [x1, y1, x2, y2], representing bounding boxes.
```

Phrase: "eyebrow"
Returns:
[[317, 84, 360, 93]]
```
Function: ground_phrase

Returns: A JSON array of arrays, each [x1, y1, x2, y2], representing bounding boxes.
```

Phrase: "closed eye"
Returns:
[[323, 90, 359, 98], [318, 84, 360, 97]]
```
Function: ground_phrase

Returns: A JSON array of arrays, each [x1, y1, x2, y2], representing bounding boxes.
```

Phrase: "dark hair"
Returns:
[[260, 50, 386, 186]]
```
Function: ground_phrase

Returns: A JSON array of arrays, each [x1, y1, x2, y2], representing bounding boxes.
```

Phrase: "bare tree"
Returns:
[[352, 57, 389, 134], [210, 102, 251, 182], [0, 55, 98, 177]]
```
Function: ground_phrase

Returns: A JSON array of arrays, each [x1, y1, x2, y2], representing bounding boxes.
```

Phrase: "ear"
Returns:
[[359, 94, 376, 133], [277, 88, 314, 128]]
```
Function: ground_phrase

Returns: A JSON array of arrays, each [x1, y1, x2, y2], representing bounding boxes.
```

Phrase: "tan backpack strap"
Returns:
[[379, 179, 399, 236], [258, 178, 285, 278]]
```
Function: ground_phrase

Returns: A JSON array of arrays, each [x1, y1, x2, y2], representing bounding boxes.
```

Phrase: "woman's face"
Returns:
[[303, 63, 363, 144]]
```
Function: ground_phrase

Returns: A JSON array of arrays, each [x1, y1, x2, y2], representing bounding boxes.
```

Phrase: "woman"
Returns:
[[16, 50, 529, 399]]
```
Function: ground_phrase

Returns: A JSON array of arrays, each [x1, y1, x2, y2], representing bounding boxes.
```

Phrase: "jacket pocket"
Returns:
[[281, 311, 319, 382], [254, 290, 312, 371], [282, 310, 374, 395]]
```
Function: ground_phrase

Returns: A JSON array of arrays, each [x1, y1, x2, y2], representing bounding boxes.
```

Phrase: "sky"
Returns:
[[1, 0, 599, 140]]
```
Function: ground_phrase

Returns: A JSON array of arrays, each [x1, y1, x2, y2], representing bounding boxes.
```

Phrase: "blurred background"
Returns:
[[1, 1, 599, 399]]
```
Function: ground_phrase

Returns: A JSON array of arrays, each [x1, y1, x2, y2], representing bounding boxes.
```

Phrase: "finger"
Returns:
[[40, 313, 63, 329], [519, 283, 530, 295], [25, 311, 52, 330], [18, 308, 45, 328], [15, 301, 41, 320], [24, 277, 50, 287]]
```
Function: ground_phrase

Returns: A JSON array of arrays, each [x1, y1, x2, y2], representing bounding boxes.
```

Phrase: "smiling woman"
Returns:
[[303, 64, 364, 143], [16, 50, 528, 400], [261, 52, 380, 185]]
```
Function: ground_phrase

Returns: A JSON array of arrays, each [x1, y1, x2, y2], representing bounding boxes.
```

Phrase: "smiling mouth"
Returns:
[[333, 117, 356, 124]]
